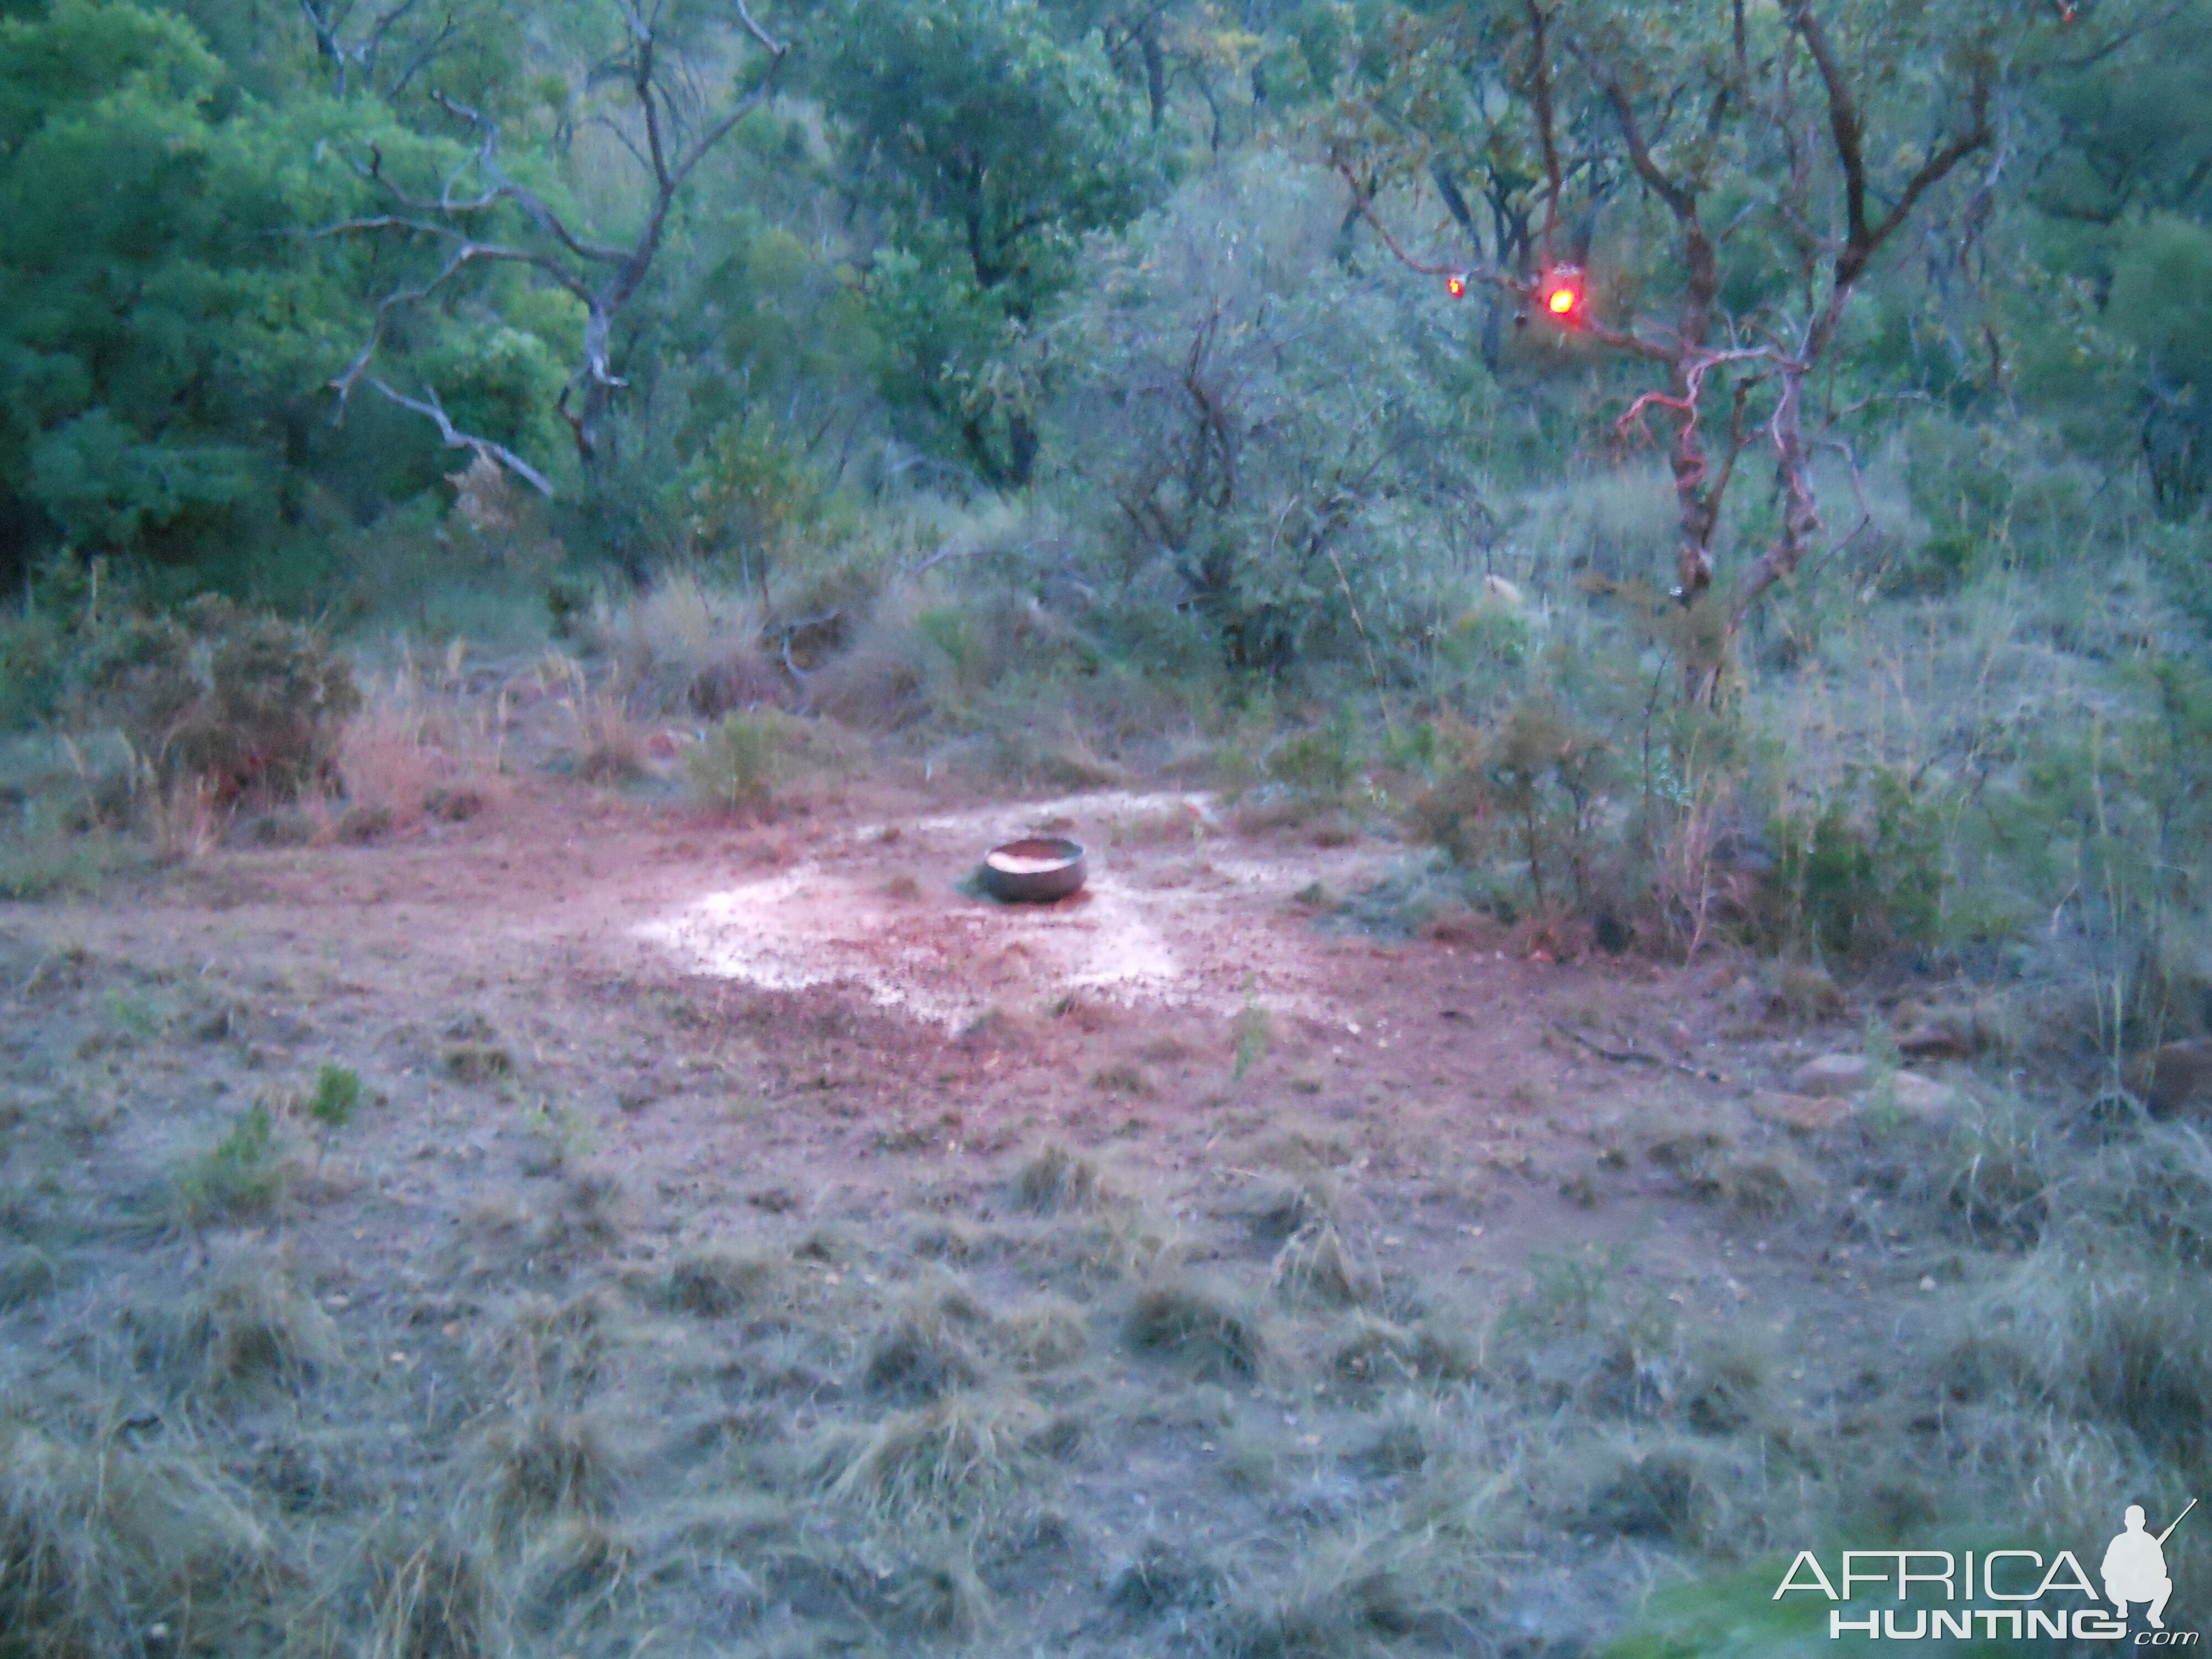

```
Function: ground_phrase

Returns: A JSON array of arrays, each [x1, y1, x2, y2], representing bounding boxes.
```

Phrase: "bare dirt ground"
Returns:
[[0, 763, 2007, 1657]]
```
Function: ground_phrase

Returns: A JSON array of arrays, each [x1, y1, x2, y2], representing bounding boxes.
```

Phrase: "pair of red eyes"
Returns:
[[1443, 273, 1580, 316]]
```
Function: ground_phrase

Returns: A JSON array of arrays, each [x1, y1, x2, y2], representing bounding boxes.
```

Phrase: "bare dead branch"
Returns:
[[325, 0, 791, 471], [426, 93, 635, 264], [385, 14, 461, 101], [367, 379, 555, 497]]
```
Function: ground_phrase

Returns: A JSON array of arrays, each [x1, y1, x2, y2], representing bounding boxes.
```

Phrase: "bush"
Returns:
[[0, 607, 65, 731], [1265, 714, 1361, 798], [1048, 154, 1489, 676], [684, 708, 802, 810], [1412, 697, 1622, 916], [1765, 764, 1945, 963], [1933, 652, 2212, 1065], [71, 597, 359, 802], [157, 1103, 286, 1232]]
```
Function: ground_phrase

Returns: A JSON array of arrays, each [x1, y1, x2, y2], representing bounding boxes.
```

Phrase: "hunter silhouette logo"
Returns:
[[1775, 1499, 2200, 1642], [2107, 1501, 2195, 1631]]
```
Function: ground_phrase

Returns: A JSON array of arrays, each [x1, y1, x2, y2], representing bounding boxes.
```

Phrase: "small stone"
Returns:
[[1873, 1072, 1959, 1118], [1791, 1053, 1870, 1097], [1918, 1276, 1937, 1292]]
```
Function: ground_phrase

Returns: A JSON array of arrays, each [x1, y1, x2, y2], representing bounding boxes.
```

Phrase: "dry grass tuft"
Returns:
[[1990, 1248, 2212, 1444], [1577, 1440, 1733, 1549], [827, 1393, 1044, 1537], [146, 774, 223, 863], [337, 699, 436, 837], [335, 670, 507, 842], [0, 1412, 287, 1656], [612, 573, 776, 717], [877, 1547, 995, 1634], [1019, 1201, 1191, 1287], [1012, 1141, 1106, 1214], [164, 1248, 346, 1402], [1766, 961, 1847, 1023], [1214, 1526, 1493, 1656], [1328, 1310, 1477, 1390], [1269, 1220, 1378, 1308], [2065, 1121, 2212, 1262], [1110, 1533, 1229, 1617], [1649, 1120, 1819, 1216], [1091, 1061, 1150, 1095], [0, 1241, 62, 1308], [366, 1524, 495, 1659], [513, 1515, 636, 1639], [148, 1100, 293, 1233], [473, 1290, 620, 1402], [442, 1042, 515, 1089], [1125, 1279, 1266, 1379], [1238, 1173, 1339, 1241], [1906, 1097, 2053, 1247], [907, 1215, 993, 1262], [1678, 1337, 1770, 1434], [1001, 1297, 1089, 1372], [664, 1243, 784, 1318], [481, 1409, 618, 1544], [1248, 1124, 1353, 1176], [1352, 1400, 1447, 1477], [568, 684, 647, 784], [863, 1284, 993, 1403], [1705, 1150, 1819, 1216]]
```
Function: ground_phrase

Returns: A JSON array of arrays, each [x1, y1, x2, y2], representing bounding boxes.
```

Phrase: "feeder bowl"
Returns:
[[982, 837, 1087, 903]]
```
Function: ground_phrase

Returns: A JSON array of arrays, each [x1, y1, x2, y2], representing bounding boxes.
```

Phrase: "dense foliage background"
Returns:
[[2, 0, 2200, 602]]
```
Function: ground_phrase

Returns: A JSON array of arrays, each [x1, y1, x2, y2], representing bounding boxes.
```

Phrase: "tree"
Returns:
[[1338, 0, 2052, 692], [806, 0, 1160, 488], [293, 0, 515, 107], [0, 0, 347, 581], [2015, 0, 2212, 514], [1051, 155, 1488, 674], [317, 0, 790, 487]]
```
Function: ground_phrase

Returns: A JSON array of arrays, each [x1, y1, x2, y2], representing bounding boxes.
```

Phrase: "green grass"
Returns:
[[156, 1103, 285, 1232], [0, 828, 151, 901]]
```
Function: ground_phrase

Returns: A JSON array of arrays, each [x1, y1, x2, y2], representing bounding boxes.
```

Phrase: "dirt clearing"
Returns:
[[637, 790, 1394, 1027], [0, 772, 2178, 1658]]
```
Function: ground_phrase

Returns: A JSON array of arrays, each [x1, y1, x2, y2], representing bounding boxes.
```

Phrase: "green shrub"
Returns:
[[308, 1066, 362, 1134], [160, 1103, 284, 1231], [0, 608, 66, 731], [1766, 765, 1945, 962], [71, 597, 359, 802], [684, 708, 800, 810], [1265, 714, 1360, 798], [1412, 697, 1621, 914]]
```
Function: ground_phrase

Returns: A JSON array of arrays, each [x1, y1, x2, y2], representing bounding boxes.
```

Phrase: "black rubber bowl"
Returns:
[[981, 837, 1087, 903]]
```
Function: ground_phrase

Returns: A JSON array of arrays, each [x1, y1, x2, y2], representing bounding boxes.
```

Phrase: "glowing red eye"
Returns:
[[1446, 273, 1468, 299], [1547, 286, 1577, 315]]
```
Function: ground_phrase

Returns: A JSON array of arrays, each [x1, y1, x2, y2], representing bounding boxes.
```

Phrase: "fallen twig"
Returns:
[[1554, 1022, 1725, 1083]]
